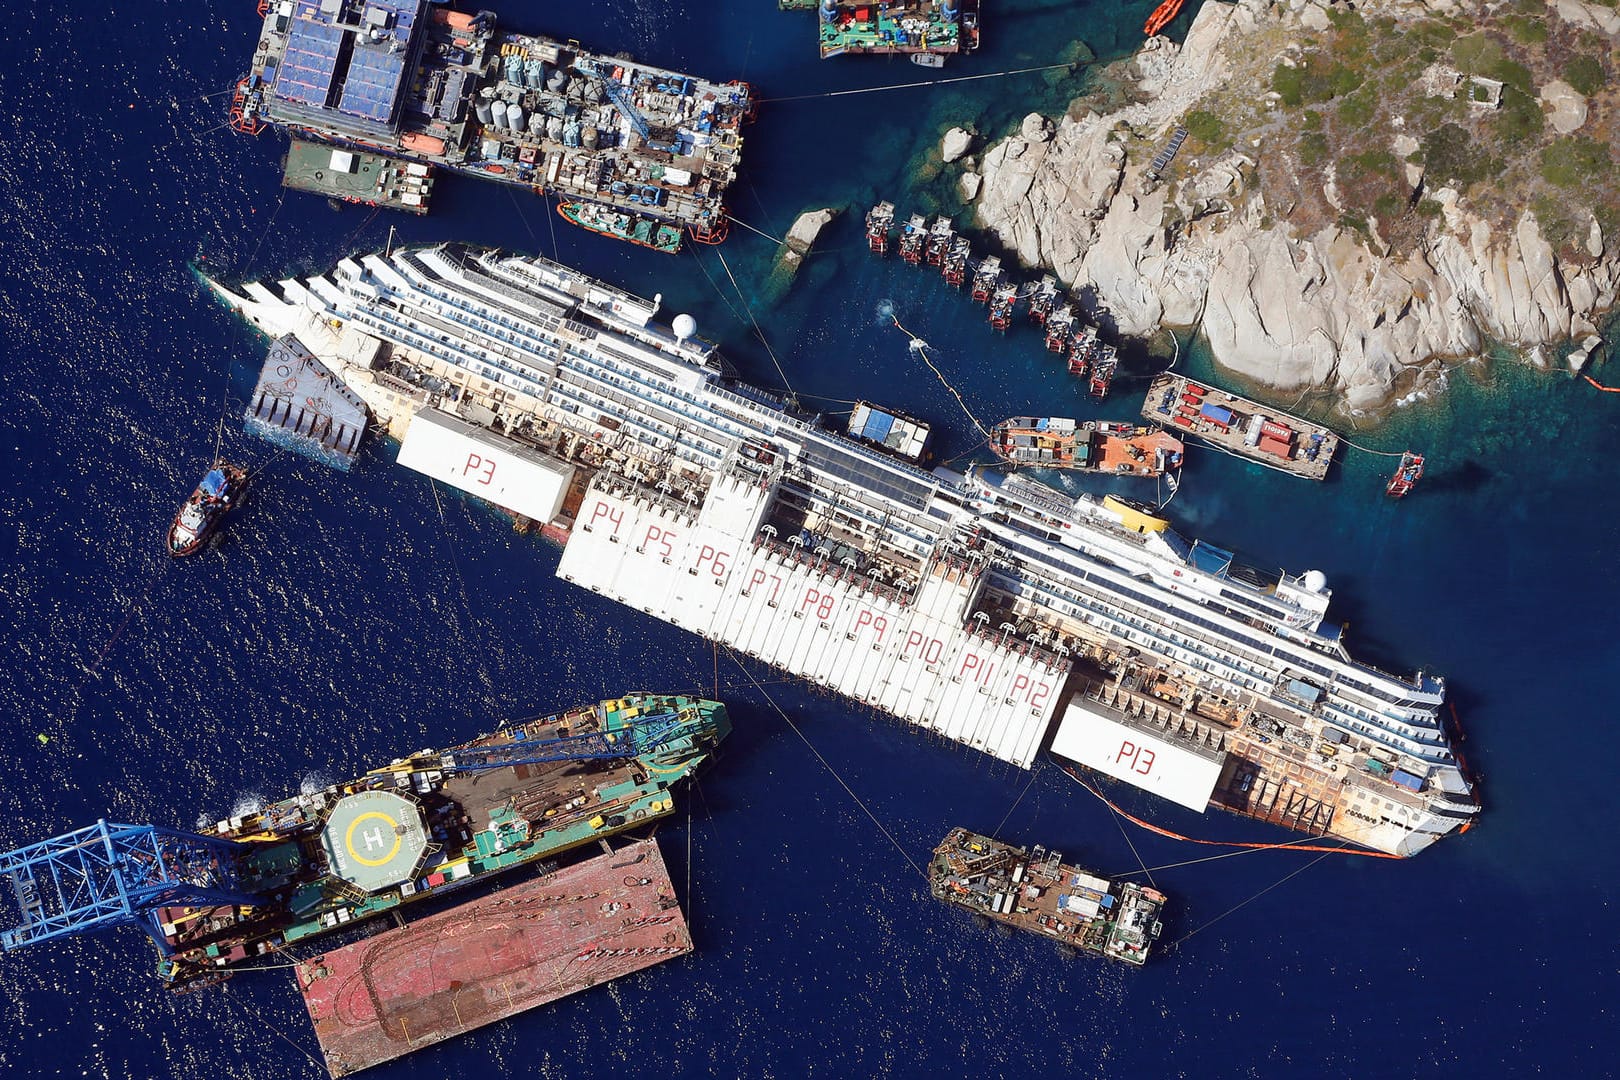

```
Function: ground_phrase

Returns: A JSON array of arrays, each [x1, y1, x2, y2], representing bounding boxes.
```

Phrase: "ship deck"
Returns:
[[280, 139, 432, 214], [296, 838, 690, 1077], [1142, 373, 1337, 481]]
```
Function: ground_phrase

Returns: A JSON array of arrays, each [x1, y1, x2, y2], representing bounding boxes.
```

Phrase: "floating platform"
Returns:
[[817, 0, 981, 59], [297, 838, 691, 1077], [244, 334, 370, 469], [281, 139, 432, 215], [929, 827, 1166, 966], [1142, 373, 1339, 481]]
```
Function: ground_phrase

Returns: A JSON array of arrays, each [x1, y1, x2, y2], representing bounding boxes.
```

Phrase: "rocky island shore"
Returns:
[[958, 0, 1620, 410]]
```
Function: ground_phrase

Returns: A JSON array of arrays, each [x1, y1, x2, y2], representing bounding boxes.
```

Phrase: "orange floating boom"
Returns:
[[1583, 375, 1620, 393], [1144, 0, 1187, 36], [1060, 765, 1404, 859]]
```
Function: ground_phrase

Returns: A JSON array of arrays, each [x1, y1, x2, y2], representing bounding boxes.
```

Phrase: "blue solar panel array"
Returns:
[[340, 1, 420, 122], [273, 0, 423, 124], [277, 18, 344, 109], [340, 45, 407, 122]]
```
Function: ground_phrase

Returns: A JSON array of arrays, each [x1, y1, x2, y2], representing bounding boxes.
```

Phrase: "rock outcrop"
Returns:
[[969, 0, 1620, 409], [942, 127, 974, 163]]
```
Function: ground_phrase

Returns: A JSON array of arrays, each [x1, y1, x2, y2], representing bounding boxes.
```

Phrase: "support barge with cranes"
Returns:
[[234, 1, 753, 248]]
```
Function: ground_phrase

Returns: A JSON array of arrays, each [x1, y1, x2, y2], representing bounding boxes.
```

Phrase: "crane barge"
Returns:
[[0, 694, 729, 992]]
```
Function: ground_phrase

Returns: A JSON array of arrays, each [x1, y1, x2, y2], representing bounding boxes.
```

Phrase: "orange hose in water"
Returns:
[[1060, 766, 1404, 859], [1144, 0, 1187, 36], [1583, 375, 1620, 393]]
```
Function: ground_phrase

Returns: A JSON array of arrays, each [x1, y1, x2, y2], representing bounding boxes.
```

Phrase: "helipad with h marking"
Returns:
[[320, 790, 427, 894]]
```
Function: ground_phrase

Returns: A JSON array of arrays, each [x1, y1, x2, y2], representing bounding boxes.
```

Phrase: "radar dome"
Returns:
[[1303, 569, 1328, 593], [672, 313, 697, 341]]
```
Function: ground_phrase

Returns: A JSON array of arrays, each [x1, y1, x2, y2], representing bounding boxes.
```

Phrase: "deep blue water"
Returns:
[[0, 2, 1615, 1076]]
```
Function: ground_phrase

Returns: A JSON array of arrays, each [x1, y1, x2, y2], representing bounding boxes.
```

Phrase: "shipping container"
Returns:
[[1257, 434, 1293, 458], [1199, 403, 1234, 428]]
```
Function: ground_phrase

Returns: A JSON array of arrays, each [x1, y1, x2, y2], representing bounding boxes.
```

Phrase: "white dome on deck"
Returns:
[[1303, 570, 1328, 593], [672, 313, 697, 341]]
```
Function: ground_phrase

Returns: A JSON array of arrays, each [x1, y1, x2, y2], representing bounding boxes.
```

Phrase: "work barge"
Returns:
[[208, 244, 1480, 858], [236, 1, 753, 247], [929, 827, 1165, 965], [1143, 373, 1339, 481]]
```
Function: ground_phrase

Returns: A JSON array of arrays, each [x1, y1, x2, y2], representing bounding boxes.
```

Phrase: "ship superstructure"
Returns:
[[208, 245, 1480, 856], [236, 2, 751, 245]]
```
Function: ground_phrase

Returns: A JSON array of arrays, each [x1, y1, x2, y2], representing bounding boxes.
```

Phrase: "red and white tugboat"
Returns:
[[970, 255, 1001, 303], [167, 462, 247, 557], [866, 201, 895, 255], [1068, 323, 1099, 377], [1385, 451, 1425, 498], [942, 237, 971, 288], [925, 216, 955, 267], [1045, 304, 1076, 353], [1027, 276, 1060, 325], [988, 281, 1019, 331], [898, 213, 928, 265], [1088, 343, 1119, 401]]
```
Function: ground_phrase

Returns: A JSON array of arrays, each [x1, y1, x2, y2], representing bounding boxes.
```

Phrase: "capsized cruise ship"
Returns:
[[206, 245, 1481, 857]]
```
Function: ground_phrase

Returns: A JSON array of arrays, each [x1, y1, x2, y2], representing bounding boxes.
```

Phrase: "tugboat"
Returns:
[[988, 281, 1019, 331], [925, 216, 955, 267], [942, 236, 971, 288], [558, 201, 683, 254], [1045, 304, 1077, 353], [899, 213, 928, 265], [1088, 343, 1120, 401], [970, 255, 1001, 303], [168, 462, 247, 557], [1386, 451, 1425, 498], [1027, 276, 1060, 325], [866, 201, 895, 255], [1068, 323, 1099, 377]]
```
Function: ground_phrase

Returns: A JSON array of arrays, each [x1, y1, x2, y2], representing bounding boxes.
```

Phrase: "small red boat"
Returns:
[[168, 463, 247, 557], [1385, 451, 1424, 499]]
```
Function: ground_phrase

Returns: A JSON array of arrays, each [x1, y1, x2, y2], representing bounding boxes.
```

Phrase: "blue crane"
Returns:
[[0, 820, 263, 951], [439, 709, 689, 772], [587, 62, 681, 154]]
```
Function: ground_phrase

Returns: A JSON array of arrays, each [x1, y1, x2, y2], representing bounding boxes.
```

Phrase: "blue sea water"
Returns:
[[0, 1, 1615, 1076]]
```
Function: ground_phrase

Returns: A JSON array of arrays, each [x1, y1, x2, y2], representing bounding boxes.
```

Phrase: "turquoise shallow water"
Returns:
[[0, 1, 1615, 1076]]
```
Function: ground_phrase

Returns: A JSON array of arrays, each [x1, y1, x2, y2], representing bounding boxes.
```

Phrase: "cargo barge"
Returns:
[[815, 0, 981, 60], [990, 417, 1183, 478], [1142, 372, 1338, 480], [929, 827, 1164, 965], [299, 837, 689, 1077], [207, 245, 1479, 857], [236, 2, 752, 246], [0, 694, 727, 989], [281, 138, 432, 214]]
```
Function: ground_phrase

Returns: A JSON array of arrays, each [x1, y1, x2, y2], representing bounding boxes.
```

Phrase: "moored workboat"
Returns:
[[970, 255, 1001, 303], [866, 200, 895, 254], [558, 201, 684, 253], [899, 213, 928, 264]]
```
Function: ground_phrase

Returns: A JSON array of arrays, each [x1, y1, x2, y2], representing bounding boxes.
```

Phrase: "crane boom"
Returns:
[[438, 710, 686, 773]]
